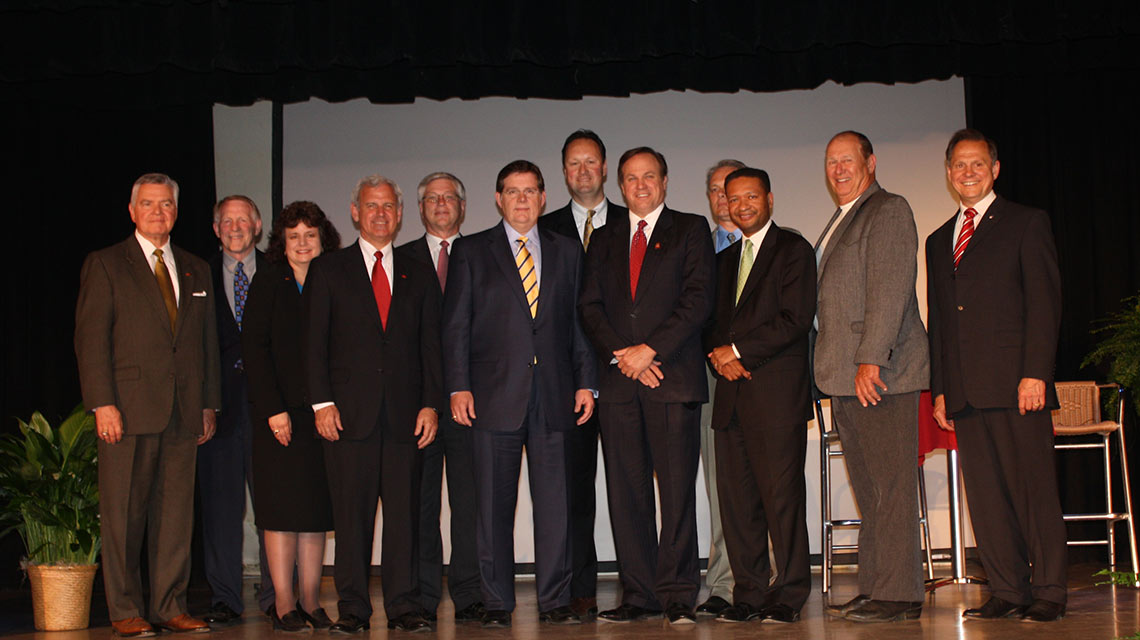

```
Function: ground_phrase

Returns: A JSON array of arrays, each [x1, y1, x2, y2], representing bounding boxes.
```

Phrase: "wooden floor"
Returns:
[[5, 564, 1139, 640]]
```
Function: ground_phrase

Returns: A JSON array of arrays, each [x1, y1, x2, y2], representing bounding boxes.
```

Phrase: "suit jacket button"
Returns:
[[957, 305, 964, 311], [629, 312, 637, 319], [377, 368, 383, 373]]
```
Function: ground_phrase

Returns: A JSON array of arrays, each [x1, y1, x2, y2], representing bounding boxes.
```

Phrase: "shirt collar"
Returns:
[[571, 198, 608, 219], [630, 203, 666, 230], [135, 231, 172, 261], [502, 220, 539, 249], [959, 190, 997, 217]]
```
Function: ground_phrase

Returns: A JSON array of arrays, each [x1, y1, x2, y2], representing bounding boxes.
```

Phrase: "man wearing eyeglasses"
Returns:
[[396, 172, 484, 624], [443, 160, 596, 628]]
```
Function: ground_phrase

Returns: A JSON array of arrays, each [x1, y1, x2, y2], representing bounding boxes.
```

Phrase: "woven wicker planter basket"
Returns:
[[27, 563, 98, 631]]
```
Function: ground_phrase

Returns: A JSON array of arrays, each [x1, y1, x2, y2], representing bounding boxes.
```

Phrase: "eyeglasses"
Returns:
[[423, 194, 460, 205]]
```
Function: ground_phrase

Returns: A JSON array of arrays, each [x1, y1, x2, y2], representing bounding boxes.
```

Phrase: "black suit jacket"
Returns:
[[242, 260, 311, 427], [578, 206, 715, 404], [538, 199, 629, 248], [703, 224, 816, 430], [305, 241, 444, 443], [926, 195, 1061, 416], [209, 249, 264, 436], [395, 234, 446, 294], [442, 222, 596, 432]]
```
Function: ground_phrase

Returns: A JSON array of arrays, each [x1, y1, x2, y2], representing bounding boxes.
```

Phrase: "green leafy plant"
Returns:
[[0, 405, 100, 565], [1084, 295, 1140, 408], [1093, 568, 1140, 587], [1116, 632, 1140, 640]]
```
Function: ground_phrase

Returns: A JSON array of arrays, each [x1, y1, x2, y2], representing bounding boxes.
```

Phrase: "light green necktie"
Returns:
[[735, 238, 754, 305]]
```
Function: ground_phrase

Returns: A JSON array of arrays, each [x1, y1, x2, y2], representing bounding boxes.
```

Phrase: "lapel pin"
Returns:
[[400, 273, 407, 279], [654, 243, 661, 249]]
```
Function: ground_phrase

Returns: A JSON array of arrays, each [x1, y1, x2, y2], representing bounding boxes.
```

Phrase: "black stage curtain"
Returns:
[[0, 102, 216, 589], [967, 70, 1140, 563], [3, 1, 1139, 107]]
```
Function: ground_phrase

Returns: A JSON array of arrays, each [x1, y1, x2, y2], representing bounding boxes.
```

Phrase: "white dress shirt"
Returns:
[[358, 236, 394, 294], [951, 190, 997, 250], [571, 198, 608, 244], [135, 231, 180, 303], [629, 203, 666, 246], [425, 232, 460, 271]]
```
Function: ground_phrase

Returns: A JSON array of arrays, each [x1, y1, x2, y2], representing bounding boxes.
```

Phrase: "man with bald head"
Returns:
[[813, 131, 929, 622]]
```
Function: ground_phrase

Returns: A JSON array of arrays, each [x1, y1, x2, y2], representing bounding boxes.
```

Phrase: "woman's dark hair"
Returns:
[[266, 200, 341, 263]]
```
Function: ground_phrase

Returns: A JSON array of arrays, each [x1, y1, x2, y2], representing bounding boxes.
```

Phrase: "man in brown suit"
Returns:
[[75, 173, 221, 637]]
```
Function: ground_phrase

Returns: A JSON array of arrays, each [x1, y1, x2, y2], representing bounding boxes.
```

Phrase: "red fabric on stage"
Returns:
[[918, 390, 957, 465]]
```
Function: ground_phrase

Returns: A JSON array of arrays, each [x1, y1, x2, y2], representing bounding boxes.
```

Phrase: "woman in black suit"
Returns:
[[243, 201, 341, 632]]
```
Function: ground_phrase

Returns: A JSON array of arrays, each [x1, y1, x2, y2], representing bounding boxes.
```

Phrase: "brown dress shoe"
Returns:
[[112, 617, 157, 638], [569, 597, 597, 618], [158, 614, 211, 633]]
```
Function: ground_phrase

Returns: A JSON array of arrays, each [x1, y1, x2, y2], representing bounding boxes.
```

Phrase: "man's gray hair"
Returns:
[[131, 173, 180, 205], [212, 195, 262, 225], [416, 172, 466, 203], [352, 174, 403, 209], [705, 159, 746, 191]]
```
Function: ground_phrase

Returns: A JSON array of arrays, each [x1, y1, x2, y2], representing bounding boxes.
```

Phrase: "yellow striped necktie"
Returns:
[[516, 237, 538, 318]]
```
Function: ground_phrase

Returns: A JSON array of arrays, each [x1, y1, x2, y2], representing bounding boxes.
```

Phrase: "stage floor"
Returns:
[[4, 564, 1138, 639]]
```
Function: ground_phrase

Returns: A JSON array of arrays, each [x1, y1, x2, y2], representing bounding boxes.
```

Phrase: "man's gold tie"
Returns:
[[735, 238, 754, 305], [516, 237, 539, 318], [153, 248, 178, 333], [583, 209, 595, 250]]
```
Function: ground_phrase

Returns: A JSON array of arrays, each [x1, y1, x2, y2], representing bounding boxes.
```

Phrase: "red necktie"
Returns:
[[437, 240, 449, 293], [953, 207, 977, 269], [372, 250, 391, 329], [629, 219, 648, 300]]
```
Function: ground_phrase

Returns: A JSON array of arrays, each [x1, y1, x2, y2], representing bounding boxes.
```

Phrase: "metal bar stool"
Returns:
[[817, 396, 936, 592], [1052, 382, 1139, 585]]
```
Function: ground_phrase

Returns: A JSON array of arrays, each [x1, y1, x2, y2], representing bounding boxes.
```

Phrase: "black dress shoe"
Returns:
[[387, 611, 431, 632], [481, 609, 511, 628], [825, 593, 871, 618], [1020, 599, 1065, 622], [715, 602, 763, 623], [272, 609, 311, 633], [845, 600, 923, 622], [539, 605, 582, 625], [695, 595, 731, 616], [761, 603, 800, 623], [329, 613, 370, 633], [597, 603, 662, 623], [454, 602, 485, 622], [298, 606, 333, 629], [963, 596, 1028, 619], [665, 603, 696, 625], [202, 602, 240, 625]]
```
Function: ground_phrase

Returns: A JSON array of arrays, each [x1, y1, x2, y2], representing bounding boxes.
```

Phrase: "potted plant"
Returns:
[[0, 404, 101, 630]]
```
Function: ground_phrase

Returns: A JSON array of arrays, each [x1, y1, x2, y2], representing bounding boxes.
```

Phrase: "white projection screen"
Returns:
[[271, 78, 971, 567]]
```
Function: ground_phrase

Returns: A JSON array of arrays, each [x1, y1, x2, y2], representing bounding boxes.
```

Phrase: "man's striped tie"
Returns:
[[516, 237, 538, 318], [953, 207, 977, 269]]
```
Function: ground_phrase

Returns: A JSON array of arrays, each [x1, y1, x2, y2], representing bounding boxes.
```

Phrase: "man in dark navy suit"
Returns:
[[199, 195, 274, 625], [579, 147, 715, 625], [536, 129, 626, 619], [443, 160, 596, 628], [305, 174, 442, 633], [395, 172, 484, 623]]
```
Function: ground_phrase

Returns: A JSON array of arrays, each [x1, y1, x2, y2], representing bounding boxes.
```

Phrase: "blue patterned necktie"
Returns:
[[234, 261, 249, 330]]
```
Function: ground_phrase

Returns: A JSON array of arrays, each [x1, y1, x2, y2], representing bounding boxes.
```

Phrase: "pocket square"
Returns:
[[191, 290, 208, 297]]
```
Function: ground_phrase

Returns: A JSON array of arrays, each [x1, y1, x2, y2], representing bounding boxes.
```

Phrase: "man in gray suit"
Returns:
[[813, 132, 929, 622], [76, 173, 221, 637]]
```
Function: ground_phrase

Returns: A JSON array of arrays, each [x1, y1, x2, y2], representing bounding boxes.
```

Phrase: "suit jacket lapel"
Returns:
[[610, 214, 634, 301], [125, 239, 177, 337], [172, 247, 195, 339], [735, 224, 780, 311], [634, 208, 672, 303], [958, 196, 1004, 265], [535, 229, 559, 322], [489, 224, 533, 319], [817, 182, 881, 282], [347, 245, 384, 333]]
